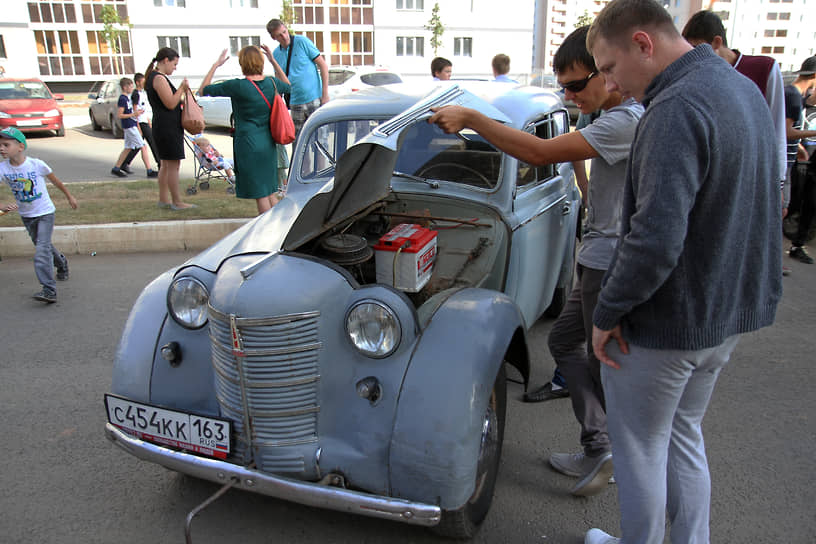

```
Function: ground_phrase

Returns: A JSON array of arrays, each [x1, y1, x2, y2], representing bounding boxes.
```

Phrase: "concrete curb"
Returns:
[[0, 218, 250, 257]]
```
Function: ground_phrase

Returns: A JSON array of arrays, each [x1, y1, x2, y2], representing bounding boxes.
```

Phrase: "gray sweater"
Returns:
[[593, 45, 782, 350]]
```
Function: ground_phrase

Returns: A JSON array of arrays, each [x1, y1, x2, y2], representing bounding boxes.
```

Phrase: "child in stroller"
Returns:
[[194, 137, 236, 183]]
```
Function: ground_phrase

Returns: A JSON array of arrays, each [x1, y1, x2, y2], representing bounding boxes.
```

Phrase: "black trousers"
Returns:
[[793, 160, 816, 247]]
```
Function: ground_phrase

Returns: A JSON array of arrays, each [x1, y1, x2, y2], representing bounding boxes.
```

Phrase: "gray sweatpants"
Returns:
[[21, 213, 66, 294], [601, 335, 740, 544]]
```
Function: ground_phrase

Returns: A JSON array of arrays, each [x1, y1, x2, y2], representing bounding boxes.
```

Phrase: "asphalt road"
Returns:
[[0, 250, 814, 544], [21, 109, 235, 183]]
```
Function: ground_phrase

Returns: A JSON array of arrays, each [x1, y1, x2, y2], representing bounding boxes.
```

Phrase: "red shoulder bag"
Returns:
[[250, 78, 295, 145]]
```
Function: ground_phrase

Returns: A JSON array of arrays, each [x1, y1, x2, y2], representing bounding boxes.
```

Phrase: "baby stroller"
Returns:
[[184, 133, 236, 195]]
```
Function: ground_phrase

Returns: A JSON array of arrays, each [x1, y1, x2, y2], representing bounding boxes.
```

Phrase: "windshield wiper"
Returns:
[[392, 171, 439, 189], [313, 139, 336, 167]]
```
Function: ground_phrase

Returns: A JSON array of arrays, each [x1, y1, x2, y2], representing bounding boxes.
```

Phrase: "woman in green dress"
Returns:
[[199, 46, 291, 214]]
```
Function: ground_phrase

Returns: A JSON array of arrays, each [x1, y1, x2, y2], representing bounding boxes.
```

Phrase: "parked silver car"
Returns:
[[88, 78, 124, 138], [105, 82, 579, 538]]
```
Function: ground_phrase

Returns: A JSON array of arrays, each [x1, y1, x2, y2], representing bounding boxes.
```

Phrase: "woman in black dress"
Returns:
[[145, 47, 194, 210]]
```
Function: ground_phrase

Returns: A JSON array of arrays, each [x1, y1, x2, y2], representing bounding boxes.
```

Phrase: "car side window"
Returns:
[[516, 111, 568, 189]]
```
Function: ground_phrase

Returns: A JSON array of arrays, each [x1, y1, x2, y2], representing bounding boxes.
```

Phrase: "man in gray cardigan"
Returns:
[[584, 1, 782, 543]]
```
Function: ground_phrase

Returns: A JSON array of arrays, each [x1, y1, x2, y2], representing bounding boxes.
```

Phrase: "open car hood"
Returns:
[[189, 85, 510, 272]]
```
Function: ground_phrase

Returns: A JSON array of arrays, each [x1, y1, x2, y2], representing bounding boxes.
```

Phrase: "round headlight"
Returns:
[[345, 301, 401, 358], [168, 277, 209, 329]]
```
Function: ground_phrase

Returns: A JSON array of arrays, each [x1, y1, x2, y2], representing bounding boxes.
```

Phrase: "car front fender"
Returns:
[[389, 288, 528, 509], [111, 269, 176, 402]]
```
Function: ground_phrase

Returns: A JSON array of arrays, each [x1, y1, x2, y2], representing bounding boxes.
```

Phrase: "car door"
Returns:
[[504, 110, 574, 327]]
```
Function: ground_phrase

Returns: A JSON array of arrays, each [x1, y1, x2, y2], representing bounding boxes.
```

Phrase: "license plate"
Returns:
[[16, 120, 42, 127], [105, 394, 231, 459]]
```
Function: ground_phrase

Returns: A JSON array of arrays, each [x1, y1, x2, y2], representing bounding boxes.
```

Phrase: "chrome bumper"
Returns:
[[105, 423, 441, 527]]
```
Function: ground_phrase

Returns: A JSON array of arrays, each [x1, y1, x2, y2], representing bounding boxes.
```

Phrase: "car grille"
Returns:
[[9, 112, 48, 118], [208, 306, 321, 472]]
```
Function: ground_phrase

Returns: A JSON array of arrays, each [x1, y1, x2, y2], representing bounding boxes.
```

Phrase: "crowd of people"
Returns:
[[0, 1, 812, 541]]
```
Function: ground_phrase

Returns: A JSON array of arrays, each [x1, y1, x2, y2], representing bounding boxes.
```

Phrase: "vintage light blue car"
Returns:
[[105, 82, 579, 538]]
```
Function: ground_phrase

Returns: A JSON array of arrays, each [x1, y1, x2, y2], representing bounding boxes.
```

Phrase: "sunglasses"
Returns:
[[560, 72, 597, 93]]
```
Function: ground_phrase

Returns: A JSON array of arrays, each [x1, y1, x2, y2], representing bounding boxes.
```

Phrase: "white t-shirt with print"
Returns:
[[0, 157, 55, 218]]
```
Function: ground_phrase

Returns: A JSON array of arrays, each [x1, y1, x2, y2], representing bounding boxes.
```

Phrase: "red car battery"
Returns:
[[374, 223, 438, 292]]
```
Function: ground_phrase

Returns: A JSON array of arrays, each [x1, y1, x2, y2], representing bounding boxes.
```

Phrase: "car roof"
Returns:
[[0, 78, 48, 83], [310, 81, 565, 131]]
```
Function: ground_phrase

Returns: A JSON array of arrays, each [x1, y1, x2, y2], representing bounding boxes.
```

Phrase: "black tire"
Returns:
[[199, 181, 210, 191], [89, 109, 101, 131], [56, 125, 65, 137], [432, 364, 507, 539], [226, 186, 235, 195], [186, 186, 197, 195], [110, 115, 122, 138]]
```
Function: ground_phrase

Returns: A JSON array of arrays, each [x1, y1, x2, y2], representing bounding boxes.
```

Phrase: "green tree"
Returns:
[[575, 10, 594, 28], [424, 3, 444, 56], [100, 5, 132, 75], [280, 0, 297, 29]]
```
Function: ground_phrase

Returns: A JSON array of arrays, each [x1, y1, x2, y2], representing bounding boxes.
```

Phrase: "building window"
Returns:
[[761, 46, 772, 54], [328, 31, 373, 66], [229, 0, 258, 6], [779, 12, 790, 20], [454, 37, 472, 57], [329, 0, 373, 25], [35, 29, 88, 76], [397, 0, 423, 10], [28, 2, 80, 24], [396, 36, 424, 57], [154, 0, 185, 6], [293, 1, 325, 25], [158, 36, 190, 57], [302, 31, 324, 53], [229, 36, 260, 55], [773, 46, 784, 54], [80, 1, 128, 23], [86, 30, 133, 75], [0, 35, 6, 59]]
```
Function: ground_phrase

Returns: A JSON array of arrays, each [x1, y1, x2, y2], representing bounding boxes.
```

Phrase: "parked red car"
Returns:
[[0, 78, 65, 137]]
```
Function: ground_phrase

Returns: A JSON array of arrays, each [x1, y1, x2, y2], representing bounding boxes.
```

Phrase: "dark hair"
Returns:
[[239, 46, 265, 76], [587, 0, 676, 53], [553, 26, 596, 74], [431, 57, 452, 77], [145, 47, 180, 80], [492, 54, 510, 75], [682, 11, 727, 47], [119, 77, 133, 89], [133, 72, 145, 84], [266, 18, 284, 35]]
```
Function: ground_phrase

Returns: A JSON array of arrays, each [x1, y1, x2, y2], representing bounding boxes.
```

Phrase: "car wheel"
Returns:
[[432, 364, 506, 539], [110, 115, 122, 138], [89, 109, 101, 131], [56, 125, 65, 137]]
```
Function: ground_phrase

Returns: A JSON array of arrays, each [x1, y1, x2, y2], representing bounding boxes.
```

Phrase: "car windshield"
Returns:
[[0, 81, 52, 100], [300, 119, 501, 189]]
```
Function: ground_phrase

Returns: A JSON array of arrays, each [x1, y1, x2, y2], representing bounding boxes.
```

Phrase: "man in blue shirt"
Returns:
[[264, 19, 329, 139]]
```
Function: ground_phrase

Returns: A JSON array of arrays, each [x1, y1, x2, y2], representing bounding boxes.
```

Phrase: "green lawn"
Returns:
[[0, 178, 257, 227]]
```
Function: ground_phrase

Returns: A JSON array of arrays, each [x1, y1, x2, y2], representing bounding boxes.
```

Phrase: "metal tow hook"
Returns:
[[184, 477, 238, 544]]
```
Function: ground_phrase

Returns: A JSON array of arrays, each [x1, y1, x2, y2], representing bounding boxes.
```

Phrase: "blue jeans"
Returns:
[[21, 213, 66, 294], [601, 335, 740, 544]]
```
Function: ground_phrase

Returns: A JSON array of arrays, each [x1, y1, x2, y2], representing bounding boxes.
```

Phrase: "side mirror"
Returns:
[[87, 93, 98, 99], [53, 93, 64, 100]]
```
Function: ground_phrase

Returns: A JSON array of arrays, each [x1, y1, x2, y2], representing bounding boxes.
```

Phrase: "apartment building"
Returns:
[[0, 0, 535, 91]]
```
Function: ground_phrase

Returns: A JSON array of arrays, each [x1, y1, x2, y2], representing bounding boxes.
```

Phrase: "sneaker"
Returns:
[[33, 289, 57, 303], [789, 246, 814, 264], [111, 167, 127, 178], [147, 169, 159, 178], [585, 528, 620, 544], [56, 257, 69, 281], [121, 165, 133, 174], [523, 381, 569, 402], [571, 452, 614, 496]]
